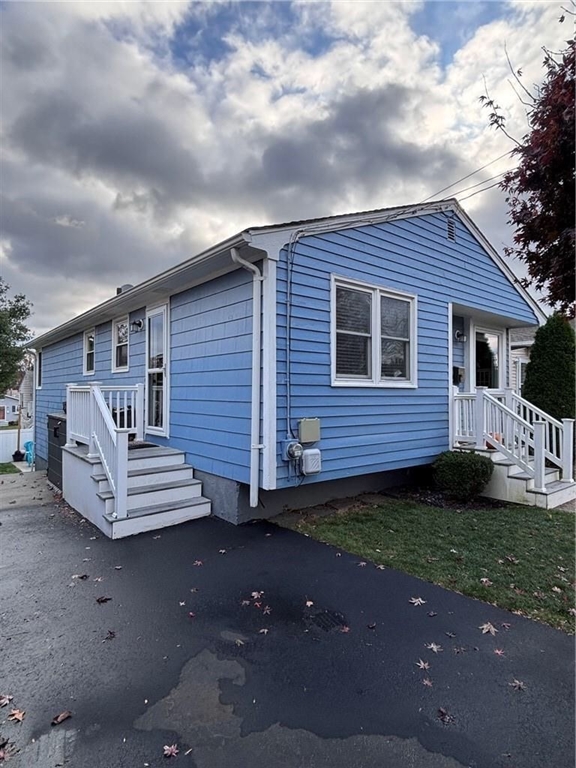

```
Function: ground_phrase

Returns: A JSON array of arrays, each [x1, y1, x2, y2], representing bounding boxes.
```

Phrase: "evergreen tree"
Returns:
[[522, 314, 575, 420]]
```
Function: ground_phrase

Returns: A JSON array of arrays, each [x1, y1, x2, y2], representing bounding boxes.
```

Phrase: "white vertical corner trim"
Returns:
[[447, 303, 453, 449], [262, 258, 277, 490]]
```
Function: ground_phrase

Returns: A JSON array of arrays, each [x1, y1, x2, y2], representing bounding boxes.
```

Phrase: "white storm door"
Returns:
[[146, 305, 169, 436]]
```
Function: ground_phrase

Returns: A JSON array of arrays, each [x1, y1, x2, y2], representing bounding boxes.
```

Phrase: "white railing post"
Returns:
[[87, 382, 102, 458], [561, 419, 574, 483], [504, 387, 515, 411], [135, 384, 145, 441], [474, 387, 486, 449], [64, 383, 77, 447], [533, 421, 546, 492], [115, 431, 129, 518]]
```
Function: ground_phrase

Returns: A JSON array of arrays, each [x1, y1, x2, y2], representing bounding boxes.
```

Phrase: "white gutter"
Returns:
[[231, 247, 265, 508]]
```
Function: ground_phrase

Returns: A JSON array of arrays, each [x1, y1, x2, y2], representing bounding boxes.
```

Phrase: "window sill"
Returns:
[[111, 367, 129, 374], [331, 379, 417, 389]]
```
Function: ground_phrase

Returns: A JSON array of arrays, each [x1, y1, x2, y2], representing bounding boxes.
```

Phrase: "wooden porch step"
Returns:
[[527, 481, 576, 509], [97, 477, 202, 506], [91, 463, 191, 482], [103, 496, 211, 539]]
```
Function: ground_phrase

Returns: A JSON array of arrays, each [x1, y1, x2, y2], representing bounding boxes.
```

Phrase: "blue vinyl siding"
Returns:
[[35, 309, 146, 463], [276, 212, 538, 487], [152, 269, 253, 484]]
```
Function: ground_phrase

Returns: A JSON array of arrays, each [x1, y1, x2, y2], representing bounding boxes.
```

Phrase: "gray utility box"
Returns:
[[298, 418, 321, 444]]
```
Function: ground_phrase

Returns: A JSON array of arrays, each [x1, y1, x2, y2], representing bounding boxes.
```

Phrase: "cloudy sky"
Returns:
[[0, 0, 566, 335]]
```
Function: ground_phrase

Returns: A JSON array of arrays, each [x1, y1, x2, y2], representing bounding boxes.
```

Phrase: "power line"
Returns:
[[421, 149, 513, 203], [458, 179, 504, 202], [449, 169, 511, 197]]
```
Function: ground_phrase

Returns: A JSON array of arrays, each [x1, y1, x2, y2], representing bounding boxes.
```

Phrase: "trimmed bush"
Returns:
[[432, 451, 494, 500], [522, 314, 575, 421]]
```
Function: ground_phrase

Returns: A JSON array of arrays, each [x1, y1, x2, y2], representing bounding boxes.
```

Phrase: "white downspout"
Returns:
[[231, 247, 264, 507]]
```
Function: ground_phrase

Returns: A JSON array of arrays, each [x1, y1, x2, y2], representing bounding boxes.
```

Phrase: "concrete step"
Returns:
[[92, 463, 193, 492], [527, 481, 576, 510], [98, 478, 202, 511], [103, 496, 211, 539]]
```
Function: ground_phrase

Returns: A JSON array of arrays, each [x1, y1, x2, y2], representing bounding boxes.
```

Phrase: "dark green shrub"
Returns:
[[432, 451, 494, 500], [522, 314, 575, 421]]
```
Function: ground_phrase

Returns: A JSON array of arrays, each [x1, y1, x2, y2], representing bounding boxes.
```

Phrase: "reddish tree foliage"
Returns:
[[482, 38, 575, 315]]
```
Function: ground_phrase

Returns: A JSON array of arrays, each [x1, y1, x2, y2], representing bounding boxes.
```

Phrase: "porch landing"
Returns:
[[62, 444, 211, 539]]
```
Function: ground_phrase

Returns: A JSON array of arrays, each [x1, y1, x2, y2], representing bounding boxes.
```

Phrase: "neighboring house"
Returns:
[[0, 394, 19, 426], [31, 199, 575, 538], [510, 327, 536, 394]]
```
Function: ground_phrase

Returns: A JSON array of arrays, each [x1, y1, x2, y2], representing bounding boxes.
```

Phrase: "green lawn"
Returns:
[[0, 462, 19, 474], [287, 499, 575, 633]]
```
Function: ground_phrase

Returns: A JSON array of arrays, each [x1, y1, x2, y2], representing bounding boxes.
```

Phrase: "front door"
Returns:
[[146, 305, 169, 436], [475, 328, 503, 390]]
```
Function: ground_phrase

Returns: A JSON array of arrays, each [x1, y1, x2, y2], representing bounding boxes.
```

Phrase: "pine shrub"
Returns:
[[522, 314, 575, 421]]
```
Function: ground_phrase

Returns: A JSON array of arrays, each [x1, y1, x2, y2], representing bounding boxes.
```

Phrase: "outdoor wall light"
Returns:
[[454, 330, 467, 343], [130, 319, 144, 333]]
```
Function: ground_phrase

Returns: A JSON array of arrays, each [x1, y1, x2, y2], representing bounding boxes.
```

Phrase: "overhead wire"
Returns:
[[421, 149, 513, 203]]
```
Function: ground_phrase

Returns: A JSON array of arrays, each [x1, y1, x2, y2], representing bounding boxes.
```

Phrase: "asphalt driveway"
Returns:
[[0, 483, 573, 767]]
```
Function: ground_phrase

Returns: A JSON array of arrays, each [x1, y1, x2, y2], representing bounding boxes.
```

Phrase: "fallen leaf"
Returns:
[[51, 710, 72, 726], [427, 611, 438, 617], [153, 535, 161, 540], [241, 600, 251, 606], [437, 707, 454, 724], [251, 591, 264, 599], [72, 574, 89, 580], [219, 549, 227, 554], [235, 638, 245, 646], [258, 628, 269, 635], [416, 659, 430, 670], [7, 709, 25, 723], [179, 601, 185, 607], [305, 600, 314, 608], [445, 631, 456, 639], [552, 586, 562, 593], [93, 577, 103, 583], [509, 679, 526, 691], [114, 566, 122, 570], [367, 622, 376, 630], [425, 642, 443, 654], [335, 552, 342, 557], [479, 622, 498, 636], [190, 587, 199, 593], [375, 564, 386, 570], [357, 562, 367, 567], [422, 678, 433, 687], [188, 612, 196, 619], [253, 601, 262, 608], [409, 597, 427, 606], [163, 744, 179, 757], [193, 560, 203, 567], [103, 630, 116, 641], [0, 695, 13, 708], [96, 596, 112, 604], [262, 605, 272, 615], [480, 578, 493, 586], [340, 626, 350, 633], [494, 649, 505, 657], [505, 554, 519, 564], [501, 622, 512, 630], [89, 536, 98, 541]]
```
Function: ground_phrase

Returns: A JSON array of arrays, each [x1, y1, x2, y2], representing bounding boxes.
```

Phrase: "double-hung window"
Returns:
[[112, 317, 129, 372], [332, 277, 417, 387], [83, 329, 95, 375]]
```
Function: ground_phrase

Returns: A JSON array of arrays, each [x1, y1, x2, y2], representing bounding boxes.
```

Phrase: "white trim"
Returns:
[[83, 328, 96, 376], [330, 274, 418, 388], [111, 315, 130, 373], [145, 304, 170, 438], [261, 258, 277, 490], [35, 349, 42, 390], [448, 303, 453, 447]]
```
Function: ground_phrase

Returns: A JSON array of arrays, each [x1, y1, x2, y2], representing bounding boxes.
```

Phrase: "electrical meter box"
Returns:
[[298, 418, 321, 444]]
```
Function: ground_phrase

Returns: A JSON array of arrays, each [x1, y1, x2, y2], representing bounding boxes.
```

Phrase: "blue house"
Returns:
[[32, 200, 575, 538]]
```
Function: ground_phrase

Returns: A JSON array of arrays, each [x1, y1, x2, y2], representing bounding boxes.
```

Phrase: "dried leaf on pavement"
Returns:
[[509, 679, 526, 691], [0, 695, 13, 708], [437, 707, 454, 724], [96, 596, 112, 604], [422, 678, 433, 687], [51, 710, 72, 726], [425, 642, 443, 653], [409, 597, 426, 606], [163, 744, 179, 757], [416, 659, 430, 670], [7, 710, 25, 723], [479, 622, 498, 636]]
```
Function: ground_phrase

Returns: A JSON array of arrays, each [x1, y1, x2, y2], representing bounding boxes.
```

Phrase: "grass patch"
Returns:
[[0, 462, 19, 474], [290, 499, 575, 633]]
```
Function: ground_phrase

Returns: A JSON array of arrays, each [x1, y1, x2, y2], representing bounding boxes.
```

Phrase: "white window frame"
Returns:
[[330, 275, 418, 388], [111, 316, 129, 373], [36, 351, 42, 389], [83, 328, 96, 376]]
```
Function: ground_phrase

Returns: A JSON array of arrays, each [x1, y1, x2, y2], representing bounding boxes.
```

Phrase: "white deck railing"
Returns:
[[454, 387, 575, 489], [66, 383, 144, 518]]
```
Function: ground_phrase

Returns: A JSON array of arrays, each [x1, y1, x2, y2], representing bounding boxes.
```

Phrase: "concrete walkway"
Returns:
[[0, 470, 54, 510], [0, 495, 573, 767]]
